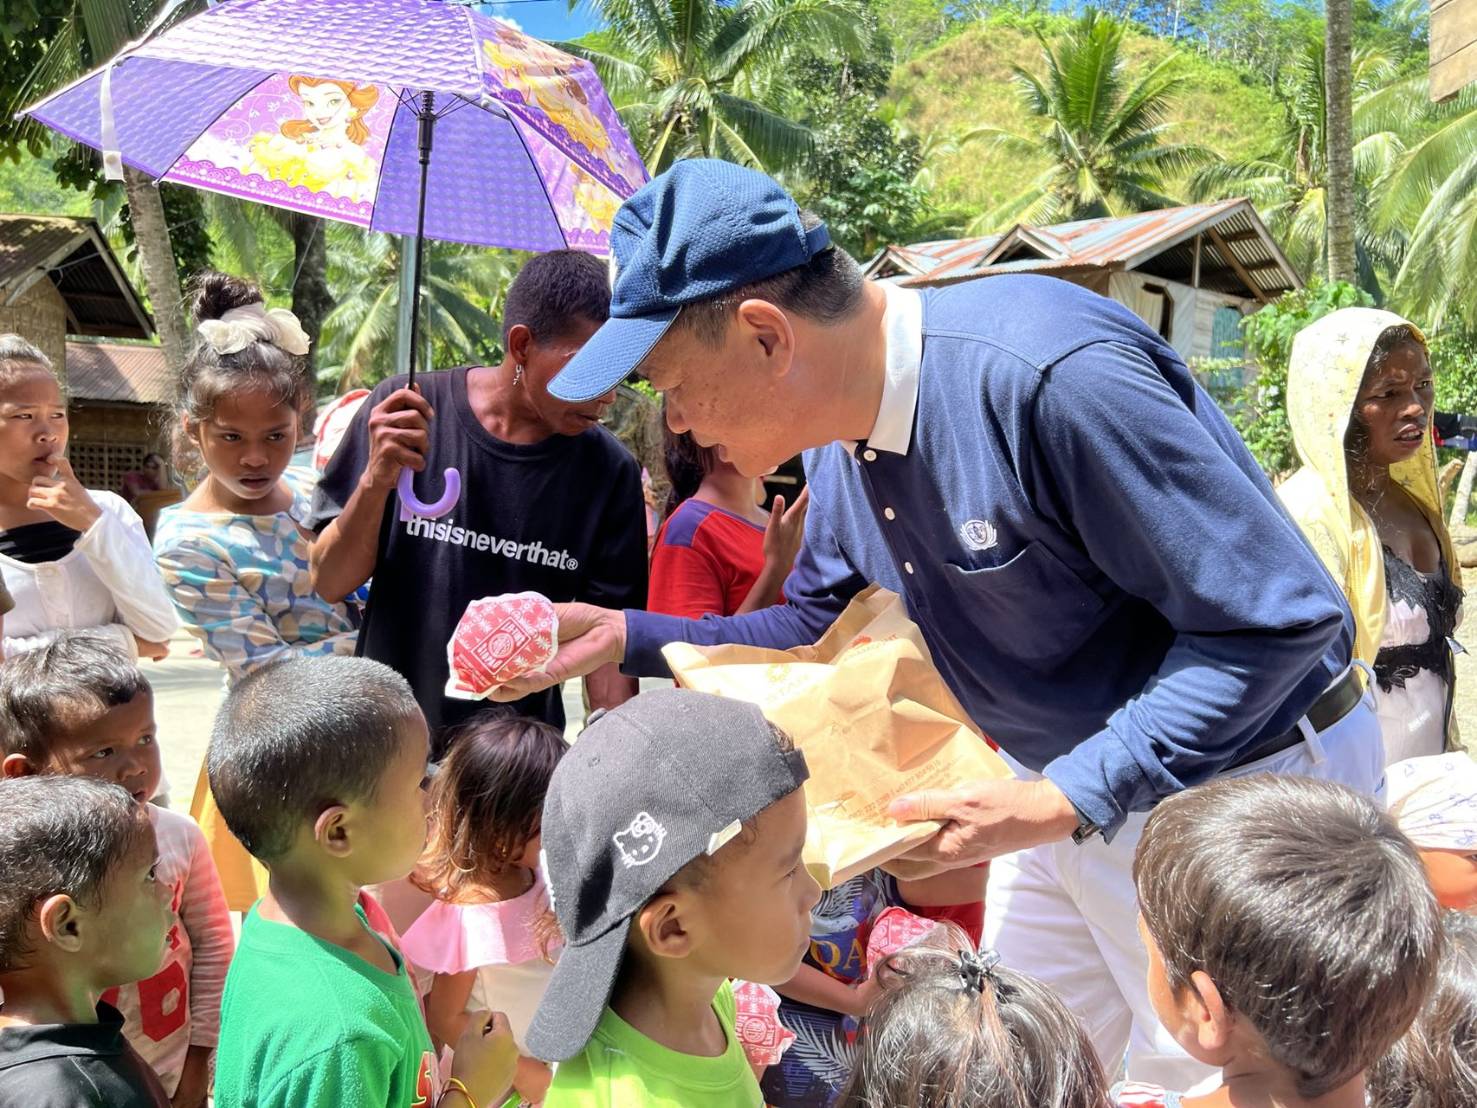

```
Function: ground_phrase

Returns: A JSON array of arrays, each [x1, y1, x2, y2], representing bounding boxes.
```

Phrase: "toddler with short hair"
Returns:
[[0, 630, 232, 1106], [0, 775, 172, 1107], [528, 688, 823, 1106], [1122, 773, 1443, 1108], [399, 711, 568, 1104]]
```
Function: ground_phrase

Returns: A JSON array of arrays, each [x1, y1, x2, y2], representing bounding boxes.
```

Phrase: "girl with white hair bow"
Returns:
[[152, 270, 360, 911]]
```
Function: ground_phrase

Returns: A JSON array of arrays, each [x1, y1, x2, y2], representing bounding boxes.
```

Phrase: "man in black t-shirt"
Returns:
[[309, 252, 645, 750]]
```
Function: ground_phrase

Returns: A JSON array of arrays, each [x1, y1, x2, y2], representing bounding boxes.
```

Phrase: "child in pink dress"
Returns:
[[398, 714, 566, 1106]]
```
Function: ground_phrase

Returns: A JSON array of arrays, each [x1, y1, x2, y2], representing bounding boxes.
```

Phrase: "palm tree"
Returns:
[[957, 11, 1215, 232], [1324, 0, 1357, 283], [17, 0, 197, 371], [1373, 82, 1477, 325], [562, 0, 866, 173], [1189, 43, 1405, 290], [316, 231, 522, 391]]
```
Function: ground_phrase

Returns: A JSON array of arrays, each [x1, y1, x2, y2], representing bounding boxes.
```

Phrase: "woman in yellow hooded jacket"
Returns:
[[1279, 307, 1463, 763]]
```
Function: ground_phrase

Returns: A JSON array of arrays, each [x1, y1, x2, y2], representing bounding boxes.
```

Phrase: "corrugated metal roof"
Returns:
[[0, 214, 153, 339], [870, 199, 1300, 300], [64, 340, 170, 406]]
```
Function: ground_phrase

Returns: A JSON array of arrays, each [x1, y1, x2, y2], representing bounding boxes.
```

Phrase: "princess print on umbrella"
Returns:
[[247, 76, 381, 202], [482, 25, 645, 189]]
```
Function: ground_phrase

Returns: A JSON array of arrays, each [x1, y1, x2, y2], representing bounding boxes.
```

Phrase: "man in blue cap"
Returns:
[[494, 159, 1383, 1090]]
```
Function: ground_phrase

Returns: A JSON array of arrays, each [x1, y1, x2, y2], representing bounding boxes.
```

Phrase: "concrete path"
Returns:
[[149, 632, 665, 813]]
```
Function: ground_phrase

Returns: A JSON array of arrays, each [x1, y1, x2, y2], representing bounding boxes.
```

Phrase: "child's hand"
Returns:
[[133, 635, 171, 661], [450, 1009, 517, 1106], [27, 455, 102, 532], [171, 1044, 212, 1108]]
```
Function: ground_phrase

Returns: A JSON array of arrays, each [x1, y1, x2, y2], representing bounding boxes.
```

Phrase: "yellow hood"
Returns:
[[1278, 307, 1455, 666]]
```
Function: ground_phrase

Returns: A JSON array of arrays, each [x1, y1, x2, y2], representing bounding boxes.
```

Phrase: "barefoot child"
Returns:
[[0, 631, 233, 1106], [0, 775, 172, 1106], [207, 656, 517, 1108], [399, 714, 567, 1104], [527, 688, 823, 1106], [1122, 774, 1442, 1108]]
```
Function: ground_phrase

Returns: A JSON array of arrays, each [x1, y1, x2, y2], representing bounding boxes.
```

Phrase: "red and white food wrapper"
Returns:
[[732, 981, 795, 1069], [445, 592, 558, 700], [866, 907, 945, 973]]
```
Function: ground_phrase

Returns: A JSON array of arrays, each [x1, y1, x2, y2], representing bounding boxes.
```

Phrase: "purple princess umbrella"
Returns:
[[23, 0, 647, 517]]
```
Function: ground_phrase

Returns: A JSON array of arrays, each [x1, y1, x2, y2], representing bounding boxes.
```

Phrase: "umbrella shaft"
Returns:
[[406, 90, 435, 388]]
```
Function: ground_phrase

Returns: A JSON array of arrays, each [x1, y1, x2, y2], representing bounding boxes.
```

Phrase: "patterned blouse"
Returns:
[[153, 468, 358, 684]]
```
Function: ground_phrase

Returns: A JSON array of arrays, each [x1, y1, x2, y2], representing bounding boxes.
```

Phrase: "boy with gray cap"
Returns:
[[529, 688, 821, 1105]]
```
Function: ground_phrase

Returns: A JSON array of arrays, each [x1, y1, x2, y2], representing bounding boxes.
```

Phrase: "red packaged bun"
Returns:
[[445, 591, 558, 700]]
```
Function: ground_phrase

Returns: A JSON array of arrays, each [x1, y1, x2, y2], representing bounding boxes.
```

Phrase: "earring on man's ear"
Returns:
[[513, 364, 525, 386]]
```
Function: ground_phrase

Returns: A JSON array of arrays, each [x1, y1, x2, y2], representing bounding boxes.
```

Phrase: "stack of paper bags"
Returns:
[[663, 585, 1012, 887]]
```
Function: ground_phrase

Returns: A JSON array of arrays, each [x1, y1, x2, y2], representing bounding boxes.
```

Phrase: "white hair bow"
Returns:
[[197, 302, 311, 357]]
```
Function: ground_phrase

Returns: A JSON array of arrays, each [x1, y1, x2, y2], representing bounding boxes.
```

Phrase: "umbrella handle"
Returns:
[[397, 466, 461, 521]]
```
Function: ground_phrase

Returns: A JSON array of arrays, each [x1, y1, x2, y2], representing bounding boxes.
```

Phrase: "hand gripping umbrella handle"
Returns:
[[397, 466, 462, 521]]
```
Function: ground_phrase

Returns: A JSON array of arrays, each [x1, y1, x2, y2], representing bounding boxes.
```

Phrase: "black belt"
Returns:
[[1227, 666, 1365, 770]]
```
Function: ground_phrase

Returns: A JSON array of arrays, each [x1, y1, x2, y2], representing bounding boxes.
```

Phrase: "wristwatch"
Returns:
[[1069, 799, 1102, 845]]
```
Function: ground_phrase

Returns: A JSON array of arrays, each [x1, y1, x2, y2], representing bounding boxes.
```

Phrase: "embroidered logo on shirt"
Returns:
[[960, 519, 998, 552], [614, 812, 666, 868]]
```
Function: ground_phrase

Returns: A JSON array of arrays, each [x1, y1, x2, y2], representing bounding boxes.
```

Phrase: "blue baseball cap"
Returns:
[[549, 159, 833, 403]]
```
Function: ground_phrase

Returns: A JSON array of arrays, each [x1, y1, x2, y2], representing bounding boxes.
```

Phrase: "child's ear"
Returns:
[[1, 752, 38, 778], [634, 893, 694, 960], [1185, 970, 1232, 1053], [35, 893, 85, 952], [313, 804, 352, 857]]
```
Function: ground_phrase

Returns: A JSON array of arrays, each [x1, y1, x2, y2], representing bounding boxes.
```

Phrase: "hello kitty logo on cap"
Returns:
[[613, 811, 666, 868]]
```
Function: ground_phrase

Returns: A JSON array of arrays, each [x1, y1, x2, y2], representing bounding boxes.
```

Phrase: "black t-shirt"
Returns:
[[310, 368, 647, 747], [0, 1002, 170, 1107]]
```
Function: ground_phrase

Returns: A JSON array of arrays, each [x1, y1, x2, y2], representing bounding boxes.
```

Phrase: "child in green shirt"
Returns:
[[525, 689, 823, 1106], [206, 656, 517, 1108]]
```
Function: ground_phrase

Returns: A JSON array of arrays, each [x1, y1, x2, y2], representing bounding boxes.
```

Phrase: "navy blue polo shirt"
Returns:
[[626, 274, 1352, 836]]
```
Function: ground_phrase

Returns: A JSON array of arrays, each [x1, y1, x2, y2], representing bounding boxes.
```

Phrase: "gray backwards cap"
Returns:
[[525, 688, 809, 1063]]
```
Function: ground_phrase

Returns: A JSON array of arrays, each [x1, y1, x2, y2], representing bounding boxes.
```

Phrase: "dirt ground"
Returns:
[[1455, 648, 1477, 745]]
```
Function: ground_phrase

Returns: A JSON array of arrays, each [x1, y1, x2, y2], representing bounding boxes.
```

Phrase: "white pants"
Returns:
[[985, 689, 1386, 1092]]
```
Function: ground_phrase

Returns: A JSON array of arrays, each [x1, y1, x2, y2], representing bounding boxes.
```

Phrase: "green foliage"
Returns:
[[892, 15, 1281, 227], [1219, 281, 1373, 476], [957, 10, 1216, 230], [0, 148, 89, 213], [316, 232, 522, 393], [0, 0, 72, 161], [1430, 323, 1477, 418], [563, 0, 868, 174], [1241, 279, 1375, 371], [1190, 43, 1412, 294], [788, 41, 959, 257], [871, 0, 992, 58]]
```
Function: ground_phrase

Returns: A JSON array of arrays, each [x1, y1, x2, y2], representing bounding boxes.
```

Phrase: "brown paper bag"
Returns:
[[662, 585, 1013, 887]]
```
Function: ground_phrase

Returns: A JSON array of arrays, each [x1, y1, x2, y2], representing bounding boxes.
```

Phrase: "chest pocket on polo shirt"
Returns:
[[942, 541, 1107, 666]]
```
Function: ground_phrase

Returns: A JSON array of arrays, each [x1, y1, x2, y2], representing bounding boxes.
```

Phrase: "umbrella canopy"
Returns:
[[22, 0, 647, 255]]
